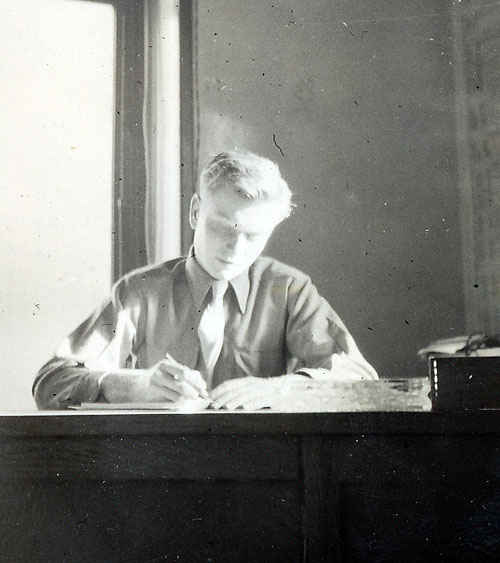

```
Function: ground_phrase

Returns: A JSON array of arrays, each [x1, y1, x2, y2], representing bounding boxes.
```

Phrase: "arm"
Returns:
[[34, 362, 208, 410], [211, 275, 377, 410], [33, 278, 208, 410], [33, 357, 109, 410], [285, 275, 378, 380], [33, 278, 138, 409]]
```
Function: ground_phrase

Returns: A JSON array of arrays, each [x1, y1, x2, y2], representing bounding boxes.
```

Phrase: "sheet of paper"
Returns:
[[71, 397, 211, 412]]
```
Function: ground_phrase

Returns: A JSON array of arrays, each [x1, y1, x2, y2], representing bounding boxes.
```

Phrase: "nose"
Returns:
[[225, 231, 246, 256]]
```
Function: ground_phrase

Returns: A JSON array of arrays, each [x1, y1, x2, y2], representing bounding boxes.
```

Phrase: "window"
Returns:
[[0, 0, 114, 409]]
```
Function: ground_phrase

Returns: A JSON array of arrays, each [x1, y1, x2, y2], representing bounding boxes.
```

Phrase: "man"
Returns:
[[33, 151, 377, 410]]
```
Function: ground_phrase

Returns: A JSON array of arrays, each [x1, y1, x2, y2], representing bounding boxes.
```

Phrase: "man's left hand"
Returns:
[[210, 376, 281, 410]]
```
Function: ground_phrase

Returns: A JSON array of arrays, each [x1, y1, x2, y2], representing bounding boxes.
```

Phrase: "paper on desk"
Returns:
[[71, 397, 211, 412], [70, 379, 431, 412]]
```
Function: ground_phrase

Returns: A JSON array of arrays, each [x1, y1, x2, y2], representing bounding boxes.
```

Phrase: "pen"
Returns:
[[165, 353, 209, 399], [164, 353, 180, 380]]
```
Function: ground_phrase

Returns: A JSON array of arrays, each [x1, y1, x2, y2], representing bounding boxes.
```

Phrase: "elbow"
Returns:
[[32, 358, 84, 410], [366, 362, 379, 380], [353, 357, 378, 380], [328, 354, 379, 381], [33, 378, 71, 410], [34, 392, 64, 411]]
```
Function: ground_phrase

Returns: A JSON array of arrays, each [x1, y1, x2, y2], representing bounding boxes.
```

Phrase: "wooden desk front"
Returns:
[[1, 411, 499, 562]]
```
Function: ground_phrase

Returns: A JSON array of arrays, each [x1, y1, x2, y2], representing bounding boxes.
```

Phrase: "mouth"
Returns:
[[217, 257, 237, 266]]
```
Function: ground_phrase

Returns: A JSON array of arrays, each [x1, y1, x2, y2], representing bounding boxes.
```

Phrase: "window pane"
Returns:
[[0, 0, 115, 410]]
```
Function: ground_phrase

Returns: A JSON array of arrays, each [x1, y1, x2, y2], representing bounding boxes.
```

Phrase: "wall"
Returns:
[[197, 0, 465, 378], [0, 0, 114, 409], [452, 1, 500, 335]]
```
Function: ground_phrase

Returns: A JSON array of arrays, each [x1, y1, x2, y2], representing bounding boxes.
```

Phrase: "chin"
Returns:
[[206, 264, 231, 280], [209, 258, 236, 275], [217, 264, 246, 280], [217, 268, 238, 280]]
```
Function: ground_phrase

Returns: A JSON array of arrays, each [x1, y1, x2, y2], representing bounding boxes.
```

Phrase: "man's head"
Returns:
[[190, 151, 293, 280]]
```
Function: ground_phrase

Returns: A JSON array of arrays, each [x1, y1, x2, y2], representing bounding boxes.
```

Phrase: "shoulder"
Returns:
[[251, 256, 311, 287], [113, 257, 186, 296], [251, 257, 325, 311]]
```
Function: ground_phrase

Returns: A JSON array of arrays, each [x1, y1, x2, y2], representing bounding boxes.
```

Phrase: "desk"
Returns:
[[1, 383, 500, 562]]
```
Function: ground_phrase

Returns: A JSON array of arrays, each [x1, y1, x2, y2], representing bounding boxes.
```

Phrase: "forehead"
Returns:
[[202, 186, 284, 230]]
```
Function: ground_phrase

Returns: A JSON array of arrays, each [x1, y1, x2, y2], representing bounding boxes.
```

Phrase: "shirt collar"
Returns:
[[185, 246, 249, 314]]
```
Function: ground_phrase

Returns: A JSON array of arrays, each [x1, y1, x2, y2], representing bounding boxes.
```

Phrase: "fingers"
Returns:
[[211, 389, 247, 410], [165, 355, 209, 396], [241, 394, 273, 411], [180, 369, 209, 398], [211, 377, 273, 410], [212, 388, 272, 410], [148, 385, 183, 403], [154, 372, 200, 399], [210, 376, 256, 402], [153, 366, 199, 399], [154, 358, 208, 399]]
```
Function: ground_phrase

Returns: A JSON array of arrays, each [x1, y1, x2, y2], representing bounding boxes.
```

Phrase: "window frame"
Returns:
[[111, 0, 195, 281]]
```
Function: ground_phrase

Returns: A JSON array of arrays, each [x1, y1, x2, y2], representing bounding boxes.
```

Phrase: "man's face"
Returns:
[[191, 184, 284, 280]]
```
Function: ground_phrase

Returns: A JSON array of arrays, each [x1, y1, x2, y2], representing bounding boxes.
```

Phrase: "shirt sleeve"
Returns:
[[32, 277, 140, 409], [285, 275, 378, 380]]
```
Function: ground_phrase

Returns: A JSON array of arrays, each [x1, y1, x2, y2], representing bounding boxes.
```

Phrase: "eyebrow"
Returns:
[[210, 214, 268, 237]]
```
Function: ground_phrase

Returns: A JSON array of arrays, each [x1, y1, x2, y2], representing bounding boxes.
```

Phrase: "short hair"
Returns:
[[199, 151, 294, 219]]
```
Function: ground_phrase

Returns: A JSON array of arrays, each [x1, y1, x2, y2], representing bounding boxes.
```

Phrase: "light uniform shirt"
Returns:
[[33, 254, 378, 409]]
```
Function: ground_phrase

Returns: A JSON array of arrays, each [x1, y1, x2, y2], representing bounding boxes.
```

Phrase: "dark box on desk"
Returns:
[[429, 356, 500, 410]]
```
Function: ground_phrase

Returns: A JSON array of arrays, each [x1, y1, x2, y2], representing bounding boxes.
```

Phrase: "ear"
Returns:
[[189, 193, 200, 230]]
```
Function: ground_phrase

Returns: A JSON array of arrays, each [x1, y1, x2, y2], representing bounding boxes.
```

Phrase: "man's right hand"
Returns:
[[100, 356, 208, 403]]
